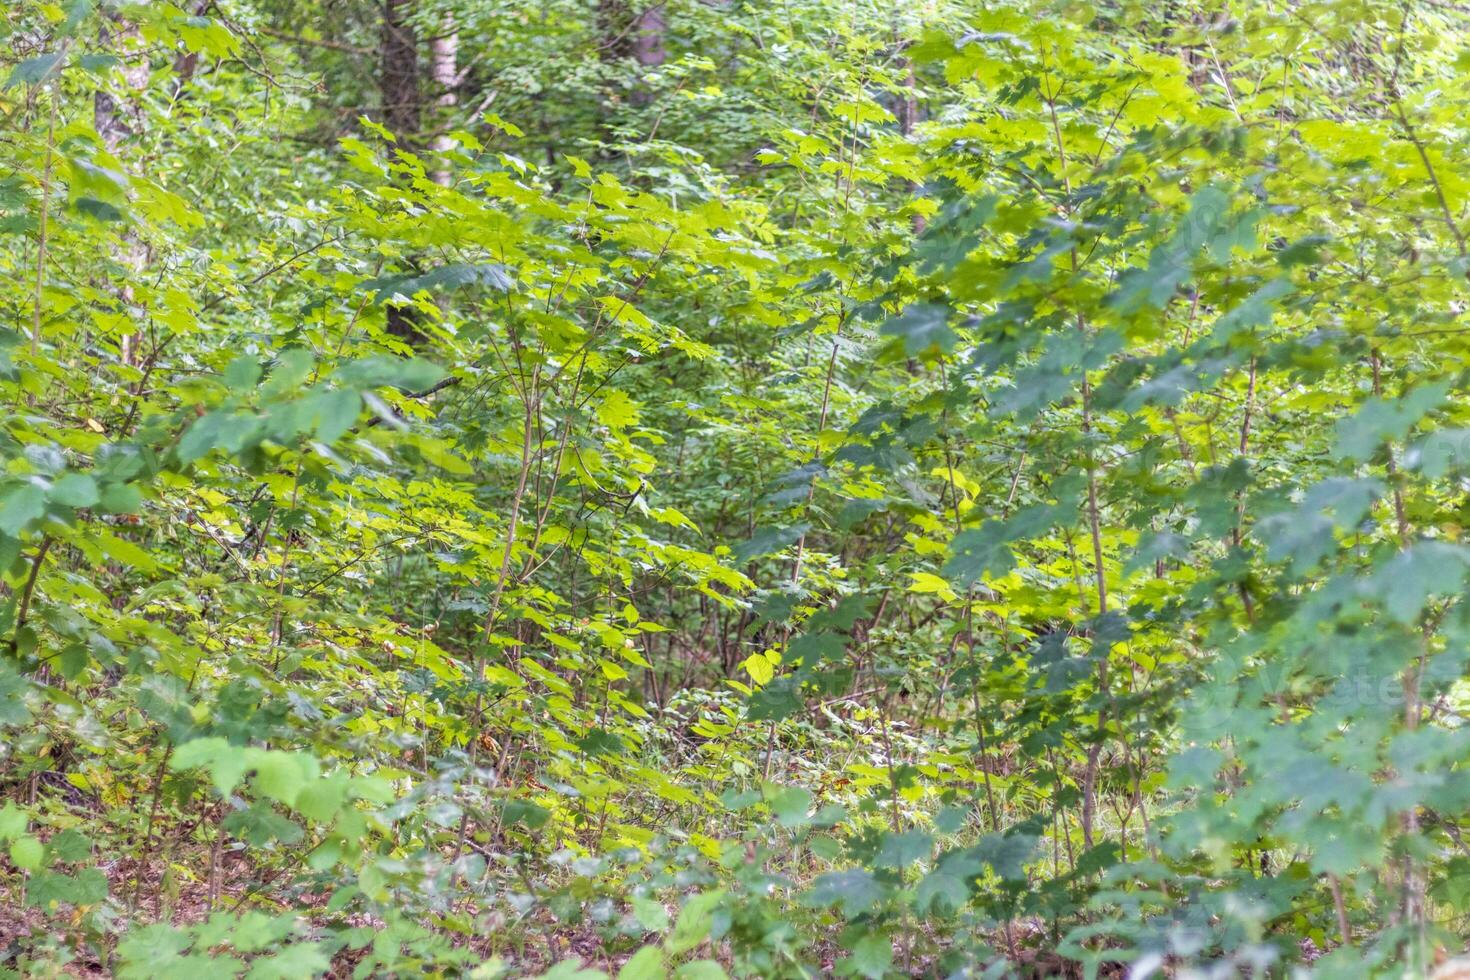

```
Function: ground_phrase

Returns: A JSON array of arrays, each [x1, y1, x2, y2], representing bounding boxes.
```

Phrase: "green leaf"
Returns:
[[531, 961, 607, 980], [115, 924, 192, 969], [293, 772, 350, 822], [1334, 383, 1448, 461], [224, 355, 263, 392], [1430, 857, 1470, 911], [359, 263, 513, 304], [915, 848, 984, 914], [0, 803, 28, 840], [45, 829, 92, 863], [62, 0, 95, 35], [1210, 277, 1293, 341], [49, 473, 99, 508], [243, 942, 331, 980], [1255, 477, 1381, 573], [334, 356, 444, 393], [1375, 542, 1470, 623], [783, 630, 844, 670], [313, 389, 362, 445], [732, 523, 809, 564], [177, 412, 232, 466], [577, 727, 625, 757], [973, 831, 1038, 880], [768, 786, 813, 827], [935, 805, 968, 835], [170, 737, 250, 797], [617, 946, 665, 980], [1167, 745, 1224, 789], [223, 802, 303, 847], [806, 869, 885, 915], [1408, 428, 1470, 478], [746, 677, 802, 722], [665, 890, 724, 955], [630, 895, 669, 932], [98, 482, 143, 515], [0, 483, 47, 536], [249, 751, 315, 807], [1075, 841, 1121, 877], [0, 666, 33, 727], [719, 789, 760, 811], [502, 799, 550, 829], [598, 390, 641, 429], [9, 835, 44, 870], [96, 530, 157, 572], [880, 302, 956, 356], [874, 829, 932, 869], [26, 867, 107, 907], [5, 53, 66, 90], [844, 933, 893, 980], [1109, 186, 1244, 314], [77, 53, 118, 74], [262, 348, 315, 396]]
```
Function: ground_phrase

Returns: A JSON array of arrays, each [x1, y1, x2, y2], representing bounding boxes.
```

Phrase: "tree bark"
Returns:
[[630, 3, 666, 105], [633, 4, 666, 67], [380, 0, 427, 344], [94, 14, 151, 366], [380, 0, 421, 142], [895, 43, 924, 235], [94, 35, 148, 151], [428, 16, 459, 186], [598, 0, 631, 62]]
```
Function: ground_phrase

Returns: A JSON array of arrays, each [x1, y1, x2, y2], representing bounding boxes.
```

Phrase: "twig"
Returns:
[[364, 375, 463, 427]]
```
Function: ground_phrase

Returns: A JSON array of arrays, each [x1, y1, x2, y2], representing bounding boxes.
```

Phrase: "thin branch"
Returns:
[[364, 375, 463, 427]]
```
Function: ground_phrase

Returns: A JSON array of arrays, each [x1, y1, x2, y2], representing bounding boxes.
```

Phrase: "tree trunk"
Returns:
[[380, 0, 421, 142], [633, 4, 666, 67], [380, 0, 426, 344], [171, 1, 212, 91], [94, 38, 148, 150], [428, 17, 459, 186], [895, 45, 924, 236], [630, 3, 666, 105], [594, 0, 629, 154], [598, 0, 630, 62], [94, 14, 151, 366]]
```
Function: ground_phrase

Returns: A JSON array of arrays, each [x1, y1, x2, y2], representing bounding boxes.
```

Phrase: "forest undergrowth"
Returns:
[[5, 0, 1470, 977]]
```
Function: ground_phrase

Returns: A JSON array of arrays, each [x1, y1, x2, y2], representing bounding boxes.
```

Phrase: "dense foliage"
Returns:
[[5, 0, 1470, 975]]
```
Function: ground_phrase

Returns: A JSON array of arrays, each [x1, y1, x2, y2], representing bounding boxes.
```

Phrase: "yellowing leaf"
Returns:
[[598, 390, 641, 429], [742, 651, 777, 686], [908, 572, 957, 602]]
